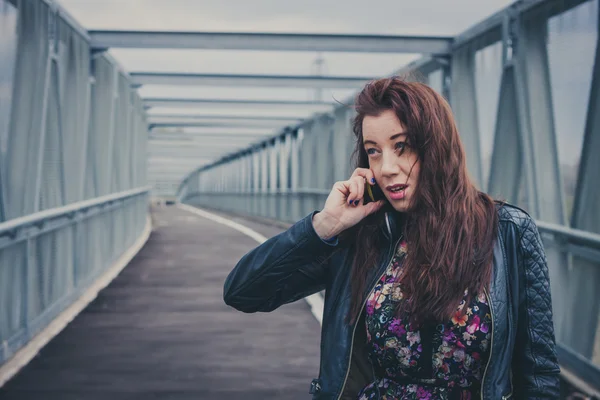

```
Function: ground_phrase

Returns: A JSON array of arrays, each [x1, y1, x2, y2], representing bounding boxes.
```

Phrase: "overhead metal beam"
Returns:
[[148, 153, 239, 161], [148, 144, 243, 150], [148, 150, 238, 157], [148, 167, 200, 174], [148, 175, 194, 180], [150, 133, 266, 141], [148, 144, 256, 155], [148, 116, 302, 129], [453, 0, 588, 51], [151, 126, 273, 135], [143, 98, 337, 109], [131, 72, 372, 89], [89, 30, 452, 54], [149, 120, 288, 129], [148, 170, 200, 176], [148, 159, 211, 167], [148, 140, 255, 147], [147, 114, 303, 122], [148, 153, 223, 161]]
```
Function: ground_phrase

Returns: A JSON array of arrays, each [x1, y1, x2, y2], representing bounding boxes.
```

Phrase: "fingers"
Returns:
[[333, 173, 377, 208], [354, 176, 365, 203], [347, 179, 359, 205], [351, 168, 376, 186], [346, 175, 367, 206], [333, 180, 349, 195]]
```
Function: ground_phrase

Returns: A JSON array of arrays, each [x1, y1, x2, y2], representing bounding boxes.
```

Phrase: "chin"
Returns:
[[386, 196, 413, 213], [391, 203, 411, 213]]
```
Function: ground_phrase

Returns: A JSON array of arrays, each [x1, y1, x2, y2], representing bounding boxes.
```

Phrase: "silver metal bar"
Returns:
[[11, 0, 92, 42], [0, 193, 146, 251], [147, 114, 304, 122], [556, 343, 600, 392], [149, 134, 266, 141], [151, 126, 272, 135], [571, 1, 600, 233], [537, 220, 600, 248], [565, 243, 600, 264], [148, 151, 243, 159], [148, 166, 202, 173], [393, 56, 446, 77], [450, 47, 482, 188], [79, 77, 93, 201], [89, 30, 452, 54], [453, 0, 589, 51], [0, 155, 5, 221], [515, 13, 565, 224], [147, 148, 241, 156], [185, 189, 331, 196], [131, 72, 373, 89], [0, 186, 151, 235], [32, 41, 54, 213], [143, 98, 336, 109], [149, 120, 294, 129], [104, 66, 119, 194], [53, 58, 68, 206], [148, 139, 256, 147], [148, 163, 211, 170]]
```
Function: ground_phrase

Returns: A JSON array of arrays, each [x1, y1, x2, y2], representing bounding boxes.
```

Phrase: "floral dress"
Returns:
[[358, 240, 492, 400]]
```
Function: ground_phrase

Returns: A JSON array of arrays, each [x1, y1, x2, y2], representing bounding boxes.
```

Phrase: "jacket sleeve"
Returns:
[[223, 212, 339, 313], [512, 214, 561, 399]]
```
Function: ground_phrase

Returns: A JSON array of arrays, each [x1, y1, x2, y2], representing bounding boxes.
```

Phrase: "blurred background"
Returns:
[[0, 0, 599, 399]]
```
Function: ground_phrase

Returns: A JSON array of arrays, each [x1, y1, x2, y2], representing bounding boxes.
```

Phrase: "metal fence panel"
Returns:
[[0, 0, 150, 370]]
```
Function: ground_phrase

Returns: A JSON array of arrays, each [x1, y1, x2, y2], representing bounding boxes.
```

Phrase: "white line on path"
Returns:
[[177, 203, 324, 326]]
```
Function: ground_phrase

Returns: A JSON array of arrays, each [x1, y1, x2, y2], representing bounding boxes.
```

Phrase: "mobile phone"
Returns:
[[365, 181, 385, 203]]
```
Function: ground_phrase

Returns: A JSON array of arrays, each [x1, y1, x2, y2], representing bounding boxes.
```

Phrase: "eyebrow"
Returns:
[[363, 132, 407, 146]]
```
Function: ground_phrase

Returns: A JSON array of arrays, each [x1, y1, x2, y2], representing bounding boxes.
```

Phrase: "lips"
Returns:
[[386, 184, 408, 193], [386, 184, 408, 200]]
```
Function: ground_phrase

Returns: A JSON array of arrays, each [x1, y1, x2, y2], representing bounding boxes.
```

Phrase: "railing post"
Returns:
[[570, 0, 600, 363], [32, 34, 54, 213], [450, 46, 483, 188]]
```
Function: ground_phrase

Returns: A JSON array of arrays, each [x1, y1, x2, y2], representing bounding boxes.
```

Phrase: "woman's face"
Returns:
[[362, 109, 420, 213]]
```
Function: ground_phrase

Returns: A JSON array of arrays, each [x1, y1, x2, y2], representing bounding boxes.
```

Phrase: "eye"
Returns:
[[395, 142, 408, 154], [366, 148, 378, 155]]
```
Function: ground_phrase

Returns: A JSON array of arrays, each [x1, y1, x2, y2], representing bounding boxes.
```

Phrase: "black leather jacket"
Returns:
[[224, 203, 560, 399]]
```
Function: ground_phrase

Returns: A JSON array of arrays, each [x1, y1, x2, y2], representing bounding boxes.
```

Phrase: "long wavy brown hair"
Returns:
[[346, 77, 498, 326]]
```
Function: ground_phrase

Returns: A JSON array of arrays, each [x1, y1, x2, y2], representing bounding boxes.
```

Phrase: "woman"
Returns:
[[224, 77, 560, 399]]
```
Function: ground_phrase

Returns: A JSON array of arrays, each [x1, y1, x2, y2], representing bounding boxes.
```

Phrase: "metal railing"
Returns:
[[0, 0, 150, 369], [0, 187, 151, 365]]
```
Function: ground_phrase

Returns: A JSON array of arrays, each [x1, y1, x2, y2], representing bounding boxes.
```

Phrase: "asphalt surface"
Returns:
[[0, 205, 321, 400]]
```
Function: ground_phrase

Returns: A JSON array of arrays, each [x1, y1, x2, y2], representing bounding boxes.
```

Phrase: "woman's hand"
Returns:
[[312, 168, 385, 240]]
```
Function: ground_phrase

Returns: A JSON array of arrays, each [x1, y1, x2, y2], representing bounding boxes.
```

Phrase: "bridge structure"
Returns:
[[0, 0, 599, 398]]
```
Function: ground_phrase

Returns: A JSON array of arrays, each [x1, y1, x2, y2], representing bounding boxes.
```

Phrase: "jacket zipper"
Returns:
[[336, 234, 402, 400], [480, 287, 494, 400], [502, 369, 513, 399]]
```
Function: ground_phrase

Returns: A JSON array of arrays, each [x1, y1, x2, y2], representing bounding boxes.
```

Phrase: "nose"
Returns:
[[380, 151, 400, 177]]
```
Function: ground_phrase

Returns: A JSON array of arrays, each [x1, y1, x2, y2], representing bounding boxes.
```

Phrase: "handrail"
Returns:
[[556, 343, 600, 393], [0, 186, 151, 235], [536, 220, 600, 248], [189, 189, 331, 196]]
